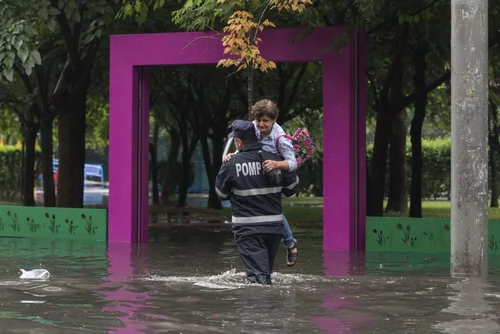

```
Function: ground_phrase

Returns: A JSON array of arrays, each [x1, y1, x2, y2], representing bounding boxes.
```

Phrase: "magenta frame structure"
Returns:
[[109, 27, 366, 251]]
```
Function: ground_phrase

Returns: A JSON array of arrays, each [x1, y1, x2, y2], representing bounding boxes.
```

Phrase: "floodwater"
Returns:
[[1, 227, 500, 333]]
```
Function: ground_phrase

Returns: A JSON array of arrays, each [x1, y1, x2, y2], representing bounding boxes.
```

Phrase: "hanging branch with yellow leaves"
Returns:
[[216, 0, 312, 73]]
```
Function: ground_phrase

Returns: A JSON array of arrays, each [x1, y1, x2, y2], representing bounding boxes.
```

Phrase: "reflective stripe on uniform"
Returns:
[[232, 214, 284, 224], [216, 187, 229, 199], [233, 187, 282, 197], [286, 176, 299, 190]]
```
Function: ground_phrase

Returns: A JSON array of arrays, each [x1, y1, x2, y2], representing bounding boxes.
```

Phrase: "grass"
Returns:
[[386, 200, 500, 220], [198, 199, 500, 229]]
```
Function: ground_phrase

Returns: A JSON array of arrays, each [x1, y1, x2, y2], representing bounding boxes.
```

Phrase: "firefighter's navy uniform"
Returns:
[[216, 120, 299, 284]]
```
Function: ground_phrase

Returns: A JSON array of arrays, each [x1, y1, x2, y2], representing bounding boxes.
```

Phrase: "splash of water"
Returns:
[[144, 269, 333, 290]]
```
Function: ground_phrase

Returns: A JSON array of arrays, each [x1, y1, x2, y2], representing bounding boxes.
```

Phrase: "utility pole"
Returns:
[[450, 0, 489, 276]]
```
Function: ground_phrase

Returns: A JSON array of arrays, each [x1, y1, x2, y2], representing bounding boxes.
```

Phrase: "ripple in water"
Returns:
[[0, 281, 30, 286], [144, 269, 333, 290]]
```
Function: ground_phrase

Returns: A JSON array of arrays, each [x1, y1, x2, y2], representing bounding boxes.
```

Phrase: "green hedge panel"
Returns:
[[0, 206, 107, 241], [367, 216, 500, 254]]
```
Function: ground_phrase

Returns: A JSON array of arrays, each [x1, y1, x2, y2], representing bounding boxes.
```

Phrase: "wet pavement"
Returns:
[[0, 227, 500, 333]]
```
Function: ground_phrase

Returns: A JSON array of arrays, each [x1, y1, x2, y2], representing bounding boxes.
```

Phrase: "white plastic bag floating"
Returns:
[[19, 269, 50, 279]]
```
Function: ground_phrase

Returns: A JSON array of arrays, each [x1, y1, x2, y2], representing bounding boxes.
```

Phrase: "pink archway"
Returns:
[[108, 27, 366, 251]]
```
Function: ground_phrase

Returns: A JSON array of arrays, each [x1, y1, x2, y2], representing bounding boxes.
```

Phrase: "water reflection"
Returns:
[[322, 251, 365, 276], [434, 277, 500, 333], [312, 290, 351, 333], [98, 243, 155, 333]]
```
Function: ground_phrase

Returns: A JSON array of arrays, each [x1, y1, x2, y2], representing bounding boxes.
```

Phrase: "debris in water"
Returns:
[[19, 269, 50, 279]]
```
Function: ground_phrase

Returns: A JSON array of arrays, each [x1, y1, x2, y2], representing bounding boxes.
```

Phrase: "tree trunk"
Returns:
[[369, 101, 393, 216], [149, 142, 159, 205], [385, 110, 408, 213], [208, 134, 224, 209], [366, 157, 372, 215], [40, 117, 56, 207], [369, 23, 409, 216], [162, 129, 181, 205], [384, 43, 407, 214], [176, 144, 191, 208], [22, 122, 38, 206], [489, 98, 499, 207], [409, 48, 427, 217], [491, 147, 499, 207], [176, 121, 198, 207], [56, 92, 86, 208], [199, 135, 220, 208]]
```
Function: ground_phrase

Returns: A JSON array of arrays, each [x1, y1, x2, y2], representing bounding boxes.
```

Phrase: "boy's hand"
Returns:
[[222, 153, 235, 163], [263, 160, 278, 172]]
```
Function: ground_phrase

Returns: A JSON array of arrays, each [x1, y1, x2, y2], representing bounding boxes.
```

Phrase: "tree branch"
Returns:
[[253, 0, 271, 43], [72, 0, 85, 47], [0, 92, 23, 108], [211, 85, 232, 129], [188, 134, 199, 157], [12, 107, 28, 128], [36, 66, 55, 120], [401, 31, 500, 109], [50, 0, 80, 66], [13, 65, 33, 94], [400, 71, 450, 109], [73, 38, 101, 95], [152, 72, 186, 124], [367, 70, 380, 111], [284, 104, 323, 122], [284, 63, 309, 113], [367, 0, 445, 36], [51, 57, 73, 111], [381, 23, 409, 97]]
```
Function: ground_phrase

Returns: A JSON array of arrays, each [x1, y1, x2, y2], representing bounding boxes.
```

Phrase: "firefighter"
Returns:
[[215, 120, 299, 285]]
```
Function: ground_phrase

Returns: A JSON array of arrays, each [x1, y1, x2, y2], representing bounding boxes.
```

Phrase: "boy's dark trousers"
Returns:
[[236, 234, 281, 285]]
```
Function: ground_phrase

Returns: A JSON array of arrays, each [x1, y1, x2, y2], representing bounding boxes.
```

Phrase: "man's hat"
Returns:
[[228, 120, 256, 141]]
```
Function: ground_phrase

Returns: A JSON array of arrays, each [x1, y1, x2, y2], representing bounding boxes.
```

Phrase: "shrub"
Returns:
[[0, 145, 41, 196]]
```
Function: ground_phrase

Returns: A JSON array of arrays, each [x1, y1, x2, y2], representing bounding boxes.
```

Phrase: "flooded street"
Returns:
[[1, 227, 500, 333]]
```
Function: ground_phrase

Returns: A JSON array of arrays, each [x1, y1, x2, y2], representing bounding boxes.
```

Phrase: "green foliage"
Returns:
[[0, 109, 22, 143], [86, 98, 109, 150], [118, 0, 170, 25], [411, 138, 451, 199], [0, 15, 41, 81], [0, 145, 41, 196], [368, 137, 451, 199], [172, 0, 230, 31], [0, 0, 117, 83]]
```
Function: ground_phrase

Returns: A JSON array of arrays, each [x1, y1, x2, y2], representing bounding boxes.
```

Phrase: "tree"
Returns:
[[49, 0, 118, 208], [120, 0, 312, 116], [151, 67, 201, 207], [0, 0, 121, 208], [489, 50, 500, 208], [409, 46, 427, 217], [0, 3, 45, 206]]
